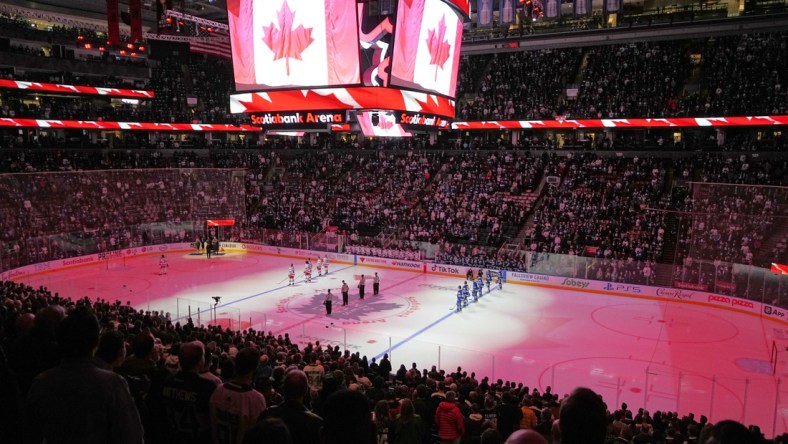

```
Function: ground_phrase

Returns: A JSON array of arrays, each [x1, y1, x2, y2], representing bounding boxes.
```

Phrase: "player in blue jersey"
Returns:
[[456, 286, 464, 312], [485, 269, 493, 293], [471, 279, 478, 302]]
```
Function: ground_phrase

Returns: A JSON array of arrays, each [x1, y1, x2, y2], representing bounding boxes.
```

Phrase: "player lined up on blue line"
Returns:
[[455, 269, 503, 312]]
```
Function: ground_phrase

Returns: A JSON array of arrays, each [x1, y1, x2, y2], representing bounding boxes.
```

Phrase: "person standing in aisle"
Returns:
[[373, 273, 380, 296], [341, 280, 349, 305], [324, 290, 333, 316], [358, 275, 366, 300]]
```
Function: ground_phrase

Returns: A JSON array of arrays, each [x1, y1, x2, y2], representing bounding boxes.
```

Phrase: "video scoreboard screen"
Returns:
[[389, 0, 463, 97], [227, 0, 464, 99]]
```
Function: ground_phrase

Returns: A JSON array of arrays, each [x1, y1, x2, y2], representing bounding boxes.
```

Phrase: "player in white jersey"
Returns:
[[316, 258, 323, 277], [304, 260, 312, 283], [322, 256, 329, 275], [288, 264, 296, 286], [159, 255, 168, 275]]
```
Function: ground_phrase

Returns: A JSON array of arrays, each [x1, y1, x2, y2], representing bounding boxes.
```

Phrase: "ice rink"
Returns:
[[21, 250, 788, 436]]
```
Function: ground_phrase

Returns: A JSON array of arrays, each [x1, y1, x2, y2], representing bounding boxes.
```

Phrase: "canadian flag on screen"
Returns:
[[392, 0, 462, 97], [228, 0, 360, 90]]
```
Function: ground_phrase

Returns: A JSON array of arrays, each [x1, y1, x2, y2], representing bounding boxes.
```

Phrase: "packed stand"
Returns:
[[454, 54, 491, 100], [186, 57, 245, 125], [345, 239, 423, 261], [245, 151, 439, 236], [459, 49, 582, 120], [685, 33, 788, 116], [401, 151, 545, 247], [148, 58, 190, 123], [525, 154, 668, 282], [566, 41, 690, 119], [672, 153, 788, 267], [0, 169, 245, 267], [458, 32, 787, 120], [669, 156, 788, 298]]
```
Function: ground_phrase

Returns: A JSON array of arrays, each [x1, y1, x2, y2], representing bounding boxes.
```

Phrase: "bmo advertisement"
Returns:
[[227, 0, 466, 124]]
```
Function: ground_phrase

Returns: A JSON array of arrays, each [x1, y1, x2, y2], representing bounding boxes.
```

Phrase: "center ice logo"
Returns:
[[287, 292, 405, 322]]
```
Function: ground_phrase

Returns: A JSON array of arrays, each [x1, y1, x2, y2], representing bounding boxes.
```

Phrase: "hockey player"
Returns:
[[462, 281, 470, 307], [485, 269, 493, 293], [471, 278, 479, 302], [323, 256, 329, 275], [316, 257, 323, 277], [288, 264, 296, 286], [159, 255, 168, 275], [456, 286, 464, 312], [496, 271, 503, 290], [304, 260, 312, 283], [476, 275, 484, 299]]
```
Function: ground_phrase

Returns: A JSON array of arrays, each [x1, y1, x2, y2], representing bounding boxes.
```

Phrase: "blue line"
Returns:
[[173, 264, 354, 322], [373, 287, 503, 360], [374, 309, 456, 361]]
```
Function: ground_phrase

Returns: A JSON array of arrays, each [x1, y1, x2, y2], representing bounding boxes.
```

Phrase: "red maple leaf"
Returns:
[[262, 1, 314, 76], [378, 118, 394, 130], [424, 15, 452, 81]]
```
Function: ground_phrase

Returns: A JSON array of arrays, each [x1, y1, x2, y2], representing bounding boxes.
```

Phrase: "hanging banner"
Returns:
[[499, 0, 516, 24], [544, 0, 561, 19], [129, 0, 143, 42], [573, 0, 591, 17], [477, 0, 493, 26], [603, 0, 623, 14], [106, 0, 120, 46]]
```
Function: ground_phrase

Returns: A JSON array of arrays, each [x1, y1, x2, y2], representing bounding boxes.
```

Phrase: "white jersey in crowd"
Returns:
[[209, 381, 267, 444], [303, 362, 325, 391]]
